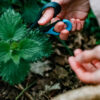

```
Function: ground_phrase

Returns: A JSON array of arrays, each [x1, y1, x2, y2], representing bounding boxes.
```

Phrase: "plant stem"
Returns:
[[56, 36, 73, 56], [15, 82, 35, 100]]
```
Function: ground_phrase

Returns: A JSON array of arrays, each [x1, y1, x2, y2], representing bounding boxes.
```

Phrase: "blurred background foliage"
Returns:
[[83, 10, 100, 44], [0, 0, 49, 23]]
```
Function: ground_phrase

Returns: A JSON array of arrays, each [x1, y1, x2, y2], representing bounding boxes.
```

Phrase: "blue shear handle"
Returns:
[[63, 19, 72, 31], [46, 19, 72, 36]]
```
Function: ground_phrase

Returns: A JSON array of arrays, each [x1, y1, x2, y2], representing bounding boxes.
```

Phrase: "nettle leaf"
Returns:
[[0, 2, 53, 85], [19, 38, 38, 60], [18, 30, 52, 62], [11, 54, 20, 65], [0, 41, 11, 63], [0, 9, 27, 41], [0, 60, 30, 85], [28, 30, 52, 61], [22, 0, 40, 23]]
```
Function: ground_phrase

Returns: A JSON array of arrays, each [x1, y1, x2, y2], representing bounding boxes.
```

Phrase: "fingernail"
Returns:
[[38, 20, 43, 24], [38, 18, 45, 23]]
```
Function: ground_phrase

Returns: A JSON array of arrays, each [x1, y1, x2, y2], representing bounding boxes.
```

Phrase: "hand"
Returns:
[[68, 46, 100, 84], [38, 0, 90, 40]]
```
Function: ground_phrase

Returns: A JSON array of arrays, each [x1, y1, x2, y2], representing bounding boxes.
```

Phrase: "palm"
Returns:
[[57, 0, 89, 20]]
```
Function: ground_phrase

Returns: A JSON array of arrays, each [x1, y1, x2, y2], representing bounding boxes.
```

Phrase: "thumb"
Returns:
[[38, 7, 54, 25]]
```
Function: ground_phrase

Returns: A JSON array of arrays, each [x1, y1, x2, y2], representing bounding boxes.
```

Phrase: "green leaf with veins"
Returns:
[[28, 30, 53, 61], [0, 9, 27, 41], [11, 52, 20, 64], [0, 41, 11, 63], [0, 60, 30, 85], [19, 38, 38, 60], [0, 6, 52, 85]]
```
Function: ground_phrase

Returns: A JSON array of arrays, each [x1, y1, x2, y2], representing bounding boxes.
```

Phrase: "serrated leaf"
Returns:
[[11, 54, 20, 64], [0, 9, 27, 41], [22, 0, 40, 23], [29, 30, 53, 61], [19, 38, 39, 60], [19, 29, 52, 61], [0, 41, 11, 63], [0, 60, 30, 85]]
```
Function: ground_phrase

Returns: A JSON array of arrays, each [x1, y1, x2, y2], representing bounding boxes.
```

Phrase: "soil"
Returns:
[[0, 31, 96, 100]]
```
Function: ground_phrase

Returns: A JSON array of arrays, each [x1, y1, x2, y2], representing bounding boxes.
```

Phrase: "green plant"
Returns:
[[83, 10, 100, 44], [0, 0, 52, 85]]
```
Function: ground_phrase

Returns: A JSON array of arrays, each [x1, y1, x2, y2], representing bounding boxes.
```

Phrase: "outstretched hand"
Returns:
[[68, 46, 100, 84], [38, 0, 89, 40]]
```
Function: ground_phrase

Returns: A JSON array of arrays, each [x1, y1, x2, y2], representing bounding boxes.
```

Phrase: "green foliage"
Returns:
[[0, 9, 27, 41], [0, 0, 41, 22], [21, 0, 40, 23], [83, 10, 100, 44], [37, 0, 49, 5], [0, 60, 30, 85], [84, 10, 100, 34], [0, 7, 52, 85], [29, 30, 52, 61], [0, 42, 11, 63]]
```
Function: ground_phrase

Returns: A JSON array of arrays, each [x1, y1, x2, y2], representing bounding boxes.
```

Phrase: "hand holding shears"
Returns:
[[31, 2, 72, 39]]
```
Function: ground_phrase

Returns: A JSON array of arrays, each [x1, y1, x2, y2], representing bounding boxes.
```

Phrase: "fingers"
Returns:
[[75, 46, 100, 63], [81, 21, 85, 29], [91, 70, 100, 84], [68, 57, 89, 83], [74, 49, 82, 56], [54, 21, 69, 40], [38, 8, 54, 25], [59, 29, 69, 40], [54, 18, 84, 40], [76, 19, 81, 31], [54, 21, 66, 32], [51, 17, 60, 23], [92, 60, 100, 69], [70, 18, 76, 31], [68, 57, 85, 73], [74, 49, 96, 72], [68, 57, 100, 84], [69, 47, 100, 84], [75, 50, 96, 63], [81, 70, 100, 84], [70, 18, 84, 31], [82, 63, 96, 72]]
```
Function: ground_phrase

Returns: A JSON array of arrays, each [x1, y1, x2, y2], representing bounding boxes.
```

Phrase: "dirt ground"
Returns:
[[0, 31, 96, 100]]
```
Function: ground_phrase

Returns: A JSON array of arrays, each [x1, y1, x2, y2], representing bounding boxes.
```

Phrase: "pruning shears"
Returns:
[[30, 2, 72, 36]]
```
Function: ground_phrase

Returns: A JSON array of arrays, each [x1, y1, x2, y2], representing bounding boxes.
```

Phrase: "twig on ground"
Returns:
[[15, 82, 35, 100]]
